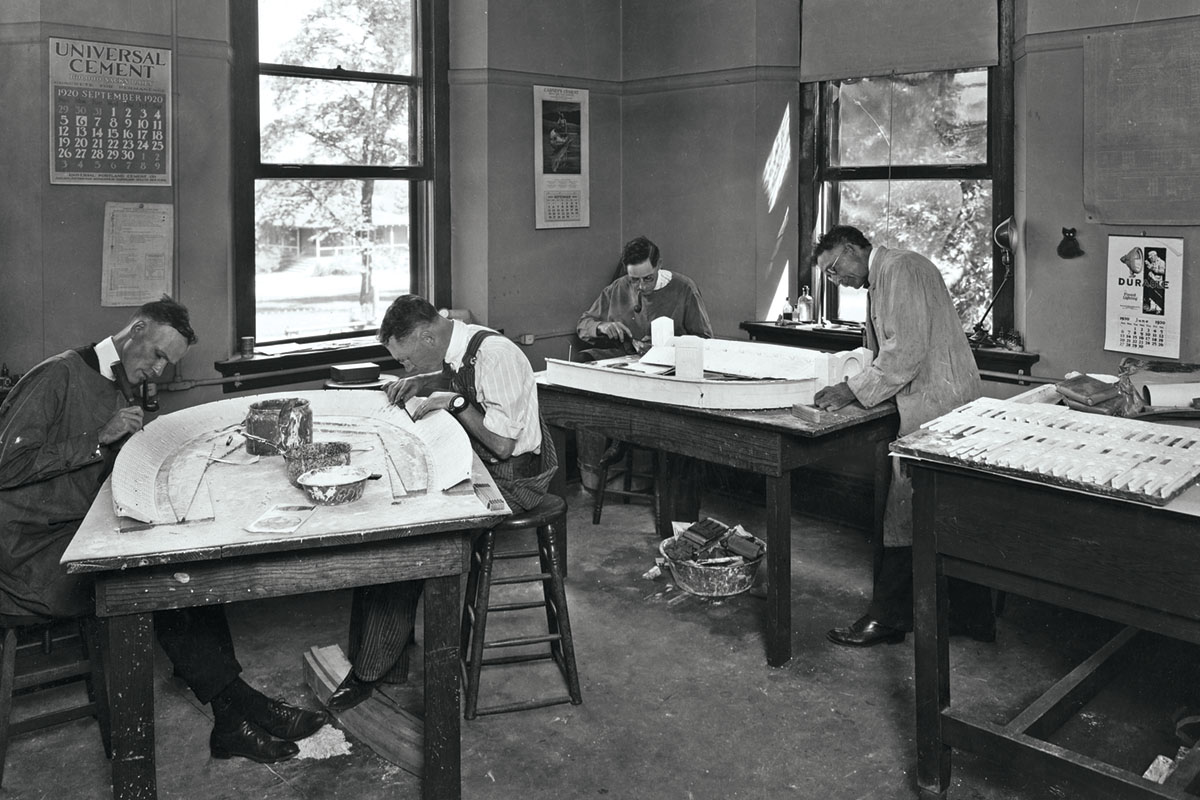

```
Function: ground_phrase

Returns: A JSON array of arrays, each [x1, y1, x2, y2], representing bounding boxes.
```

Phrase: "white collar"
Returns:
[[443, 319, 470, 371], [655, 269, 673, 290], [95, 337, 120, 381]]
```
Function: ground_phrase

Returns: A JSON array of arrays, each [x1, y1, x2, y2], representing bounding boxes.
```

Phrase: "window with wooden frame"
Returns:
[[815, 65, 1013, 340], [231, 0, 448, 352]]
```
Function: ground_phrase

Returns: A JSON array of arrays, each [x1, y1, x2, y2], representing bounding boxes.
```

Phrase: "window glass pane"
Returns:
[[254, 179, 411, 342], [832, 179, 993, 328], [261, 76, 415, 166], [831, 70, 987, 167], [258, 0, 414, 75]]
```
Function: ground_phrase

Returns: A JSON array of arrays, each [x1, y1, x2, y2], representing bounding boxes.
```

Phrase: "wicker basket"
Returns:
[[658, 536, 764, 598]]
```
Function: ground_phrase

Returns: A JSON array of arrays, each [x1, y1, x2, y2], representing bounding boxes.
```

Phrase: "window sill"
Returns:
[[214, 339, 399, 394], [738, 320, 1040, 385]]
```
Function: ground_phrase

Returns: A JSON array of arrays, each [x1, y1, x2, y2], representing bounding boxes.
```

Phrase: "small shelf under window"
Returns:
[[214, 339, 400, 394], [739, 320, 1040, 384]]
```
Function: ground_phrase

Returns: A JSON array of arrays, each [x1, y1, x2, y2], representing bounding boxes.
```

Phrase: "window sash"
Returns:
[[816, 70, 1000, 327], [232, 0, 446, 350]]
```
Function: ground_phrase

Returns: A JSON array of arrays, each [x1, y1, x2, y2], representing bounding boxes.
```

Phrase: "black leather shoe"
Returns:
[[827, 614, 907, 647], [210, 719, 299, 763], [245, 696, 327, 742], [326, 671, 375, 712]]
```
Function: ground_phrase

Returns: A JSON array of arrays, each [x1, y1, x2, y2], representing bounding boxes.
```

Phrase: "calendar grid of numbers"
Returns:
[[49, 38, 172, 186]]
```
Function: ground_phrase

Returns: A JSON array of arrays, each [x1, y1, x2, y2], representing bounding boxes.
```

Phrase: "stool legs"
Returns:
[[538, 519, 582, 706], [460, 530, 497, 720], [0, 628, 17, 788], [460, 513, 581, 719]]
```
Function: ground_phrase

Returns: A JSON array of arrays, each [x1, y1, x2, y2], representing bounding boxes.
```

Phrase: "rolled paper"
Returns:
[[1142, 382, 1200, 408]]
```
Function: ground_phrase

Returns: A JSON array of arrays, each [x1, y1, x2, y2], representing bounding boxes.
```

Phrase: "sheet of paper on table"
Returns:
[[112, 390, 474, 525]]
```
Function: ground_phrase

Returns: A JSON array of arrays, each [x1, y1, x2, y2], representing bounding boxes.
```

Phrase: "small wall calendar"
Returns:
[[533, 85, 589, 229], [1104, 234, 1183, 359], [49, 38, 172, 186]]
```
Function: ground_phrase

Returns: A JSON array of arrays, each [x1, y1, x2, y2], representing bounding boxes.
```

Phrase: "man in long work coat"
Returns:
[[812, 226, 996, 647], [0, 296, 326, 762]]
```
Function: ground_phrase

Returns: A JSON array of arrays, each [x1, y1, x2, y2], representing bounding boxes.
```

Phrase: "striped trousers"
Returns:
[[347, 581, 421, 683]]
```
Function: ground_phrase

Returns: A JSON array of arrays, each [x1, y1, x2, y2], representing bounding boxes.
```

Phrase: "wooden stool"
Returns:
[[460, 494, 582, 719], [0, 616, 110, 786], [591, 439, 658, 525]]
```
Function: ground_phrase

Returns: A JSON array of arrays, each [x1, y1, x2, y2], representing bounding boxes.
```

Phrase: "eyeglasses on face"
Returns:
[[630, 270, 659, 286], [822, 247, 847, 281]]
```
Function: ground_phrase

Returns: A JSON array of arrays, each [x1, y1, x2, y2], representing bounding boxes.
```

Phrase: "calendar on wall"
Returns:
[[49, 38, 172, 186], [533, 85, 589, 229], [1104, 235, 1183, 359]]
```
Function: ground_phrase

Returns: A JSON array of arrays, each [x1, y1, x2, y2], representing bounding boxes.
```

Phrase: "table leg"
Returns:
[[423, 574, 461, 800], [765, 472, 793, 667], [548, 424, 569, 572], [654, 451, 701, 540], [912, 468, 951, 798], [105, 612, 156, 800]]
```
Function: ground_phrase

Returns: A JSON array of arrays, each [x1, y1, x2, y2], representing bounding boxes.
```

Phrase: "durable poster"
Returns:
[[50, 38, 172, 185], [1103, 234, 1183, 359], [534, 85, 589, 229]]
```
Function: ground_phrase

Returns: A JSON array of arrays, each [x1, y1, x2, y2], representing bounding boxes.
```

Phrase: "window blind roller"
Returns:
[[800, 0, 998, 81]]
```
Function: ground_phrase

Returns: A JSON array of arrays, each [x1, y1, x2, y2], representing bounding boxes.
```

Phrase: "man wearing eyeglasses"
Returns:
[[811, 225, 995, 648], [574, 236, 714, 491], [576, 235, 713, 361]]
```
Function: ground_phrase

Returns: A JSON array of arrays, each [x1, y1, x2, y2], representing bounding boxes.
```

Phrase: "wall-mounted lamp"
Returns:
[[993, 215, 1017, 268]]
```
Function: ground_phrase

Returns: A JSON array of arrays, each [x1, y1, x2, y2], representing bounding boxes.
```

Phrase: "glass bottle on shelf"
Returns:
[[795, 286, 813, 323]]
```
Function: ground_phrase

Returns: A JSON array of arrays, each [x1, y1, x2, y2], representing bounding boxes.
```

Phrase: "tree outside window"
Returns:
[[821, 70, 994, 330], [238, 0, 424, 344]]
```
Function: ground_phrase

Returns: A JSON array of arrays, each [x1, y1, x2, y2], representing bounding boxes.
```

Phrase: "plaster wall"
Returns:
[[0, 1, 231, 411], [448, 0, 622, 368], [1015, 3, 1200, 378]]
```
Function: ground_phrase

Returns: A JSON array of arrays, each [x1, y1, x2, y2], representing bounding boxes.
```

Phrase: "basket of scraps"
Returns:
[[659, 519, 766, 597]]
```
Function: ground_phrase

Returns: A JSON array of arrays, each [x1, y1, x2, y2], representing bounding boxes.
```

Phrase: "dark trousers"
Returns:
[[347, 581, 422, 683], [867, 546, 994, 632], [154, 605, 242, 704]]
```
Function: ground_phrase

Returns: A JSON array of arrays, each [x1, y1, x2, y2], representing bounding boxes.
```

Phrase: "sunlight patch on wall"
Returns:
[[767, 258, 792, 320], [761, 103, 792, 213]]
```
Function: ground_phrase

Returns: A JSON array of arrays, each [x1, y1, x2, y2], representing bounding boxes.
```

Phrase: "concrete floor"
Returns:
[[4, 480, 1199, 799]]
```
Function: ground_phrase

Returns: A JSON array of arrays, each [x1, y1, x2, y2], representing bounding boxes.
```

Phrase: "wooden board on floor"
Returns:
[[303, 644, 424, 777]]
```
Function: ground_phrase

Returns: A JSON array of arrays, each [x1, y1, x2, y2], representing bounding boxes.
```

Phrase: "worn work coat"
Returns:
[[0, 350, 123, 617], [846, 246, 982, 546], [576, 271, 713, 347]]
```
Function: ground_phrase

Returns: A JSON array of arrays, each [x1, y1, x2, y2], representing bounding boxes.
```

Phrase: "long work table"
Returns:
[[64, 446, 509, 800], [537, 377, 898, 667], [904, 457, 1200, 799]]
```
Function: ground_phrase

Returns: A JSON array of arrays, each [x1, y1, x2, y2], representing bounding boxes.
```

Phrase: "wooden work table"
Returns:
[[537, 377, 898, 667], [904, 457, 1200, 799], [64, 448, 509, 800]]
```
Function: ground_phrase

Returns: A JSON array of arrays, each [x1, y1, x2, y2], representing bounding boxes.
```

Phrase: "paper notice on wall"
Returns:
[[102, 201, 173, 306], [1103, 234, 1182, 359]]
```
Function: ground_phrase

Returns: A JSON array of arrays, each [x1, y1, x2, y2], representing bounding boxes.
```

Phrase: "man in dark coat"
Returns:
[[0, 296, 326, 762]]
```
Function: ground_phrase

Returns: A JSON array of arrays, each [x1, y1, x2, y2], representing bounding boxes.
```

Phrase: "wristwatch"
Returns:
[[447, 393, 468, 416]]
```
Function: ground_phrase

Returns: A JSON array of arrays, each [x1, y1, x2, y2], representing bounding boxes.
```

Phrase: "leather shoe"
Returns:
[[326, 671, 375, 712], [827, 614, 907, 647], [245, 696, 327, 742], [210, 719, 299, 763]]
